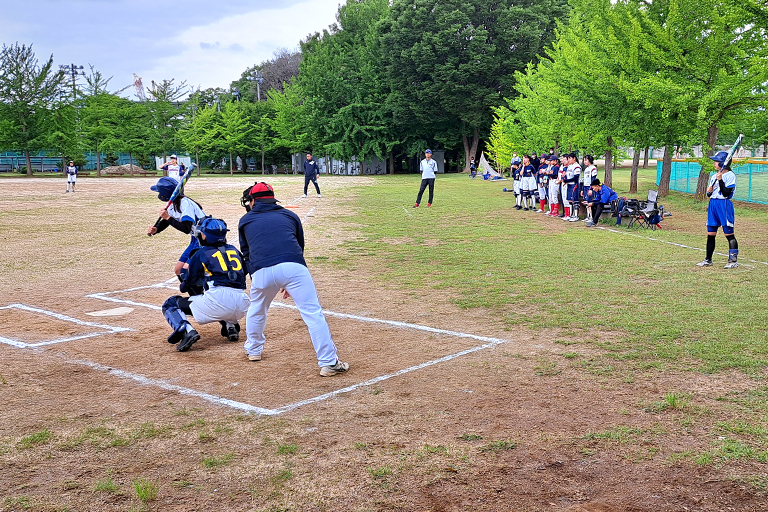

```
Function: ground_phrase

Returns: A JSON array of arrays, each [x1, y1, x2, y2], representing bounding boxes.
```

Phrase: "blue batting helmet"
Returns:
[[195, 217, 229, 245], [150, 177, 178, 201], [709, 151, 729, 164]]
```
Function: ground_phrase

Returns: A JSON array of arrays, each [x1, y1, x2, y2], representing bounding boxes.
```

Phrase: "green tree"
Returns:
[[146, 79, 189, 168], [0, 43, 65, 176], [268, 83, 311, 173], [384, 0, 568, 171]]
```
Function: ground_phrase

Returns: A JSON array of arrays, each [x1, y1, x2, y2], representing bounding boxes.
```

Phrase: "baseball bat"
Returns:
[[722, 134, 744, 169], [152, 164, 195, 230]]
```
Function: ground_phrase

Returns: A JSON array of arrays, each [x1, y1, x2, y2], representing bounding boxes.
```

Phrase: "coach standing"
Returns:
[[696, 151, 739, 269], [414, 149, 438, 208], [302, 152, 322, 198], [238, 182, 349, 376]]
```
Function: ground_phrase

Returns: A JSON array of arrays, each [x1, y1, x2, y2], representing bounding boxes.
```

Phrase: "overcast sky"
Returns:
[[1, 0, 342, 97]]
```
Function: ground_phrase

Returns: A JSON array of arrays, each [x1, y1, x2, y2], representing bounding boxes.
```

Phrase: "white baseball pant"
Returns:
[[245, 262, 339, 367]]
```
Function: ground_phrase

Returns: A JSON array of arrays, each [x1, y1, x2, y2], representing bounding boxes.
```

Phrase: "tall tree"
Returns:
[[384, 0, 568, 171], [146, 79, 189, 167], [0, 43, 65, 176]]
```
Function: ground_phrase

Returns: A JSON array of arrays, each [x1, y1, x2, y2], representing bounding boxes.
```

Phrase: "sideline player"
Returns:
[[697, 151, 739, 269], [146, 177, 207, 276], [302, 152, 322, 198], [65, 160, 77, 193], [563, 153, 582, 222], [238, 182, 349, 376], [414, 149, 438, 207], [546, 155, 560, 216], [162, 217, 250, 352], [159, 154, 185, 181], [520, 155, 537, 211]]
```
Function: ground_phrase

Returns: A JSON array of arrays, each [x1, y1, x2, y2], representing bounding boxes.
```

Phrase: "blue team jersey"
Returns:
[[182, 244, 247, 292], [521, 165, 535, 177]]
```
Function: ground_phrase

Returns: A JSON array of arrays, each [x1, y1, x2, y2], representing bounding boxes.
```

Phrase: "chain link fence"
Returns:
[[657, 159, 768, 204]]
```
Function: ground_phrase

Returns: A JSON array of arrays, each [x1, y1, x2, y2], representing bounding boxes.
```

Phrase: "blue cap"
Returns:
[[150, 176, 178, 201], [709, 151, 729, 164], [425, 149, 432, 154]]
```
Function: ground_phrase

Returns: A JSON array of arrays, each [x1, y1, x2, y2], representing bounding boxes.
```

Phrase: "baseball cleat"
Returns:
[[320, 360, 349, 377], [724, 261, 739, 269], [413, 203, 419, 208], [301, 194, 307, 198], [247, 354, 261, 362], [696, 259, 713, 267], [317, 194, 322, 198], [226, 326, 239, 342], [176, 329, 200, 352]]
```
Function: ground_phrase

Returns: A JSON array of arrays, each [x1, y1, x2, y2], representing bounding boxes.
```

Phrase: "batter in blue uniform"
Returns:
[[147, 177, 207, 276], [162, 217, 250, 352], [697, 151, 739, 269]]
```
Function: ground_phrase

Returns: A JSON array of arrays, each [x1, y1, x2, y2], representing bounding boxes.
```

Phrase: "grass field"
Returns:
[[1, 167, 767, 511]]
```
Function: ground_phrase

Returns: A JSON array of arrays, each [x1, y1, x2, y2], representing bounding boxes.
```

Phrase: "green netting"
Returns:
[[657, 161, 768, 204]]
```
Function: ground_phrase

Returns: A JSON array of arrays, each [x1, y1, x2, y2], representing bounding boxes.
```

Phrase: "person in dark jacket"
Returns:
[[302, 152, 322, 198], [585, 179, 618, 227], [238, 182, 348, 376]]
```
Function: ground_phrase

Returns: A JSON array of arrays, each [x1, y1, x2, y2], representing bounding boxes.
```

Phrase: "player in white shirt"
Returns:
[[414, 149, 438, 207], [65, 160, 77, 193], [581, 155, 599, 222], [159, 154, 185, 181]]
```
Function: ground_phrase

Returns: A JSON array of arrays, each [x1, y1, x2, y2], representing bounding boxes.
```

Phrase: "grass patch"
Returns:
[[458, 434, 483, 441], [17, 429, 52, 449], [3, 496, 33, 509], [479, 439, 517, 452], [202, 452, 234, 468], [368, 466, 392, 479], [277, 443, 299, 455], [94, 477, 120, 493], [132, 478, 158, 506]]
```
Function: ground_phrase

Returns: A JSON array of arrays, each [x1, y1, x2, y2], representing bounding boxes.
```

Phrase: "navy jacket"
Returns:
[[238, 202, 306, 275], [303, 158, 320, 177]]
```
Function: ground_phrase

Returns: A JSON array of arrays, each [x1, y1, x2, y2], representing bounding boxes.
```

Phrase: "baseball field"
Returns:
[[1, 169, 767, 512]]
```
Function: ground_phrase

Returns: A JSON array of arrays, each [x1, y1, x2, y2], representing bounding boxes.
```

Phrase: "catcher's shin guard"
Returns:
[[163, 296, 191, 344]]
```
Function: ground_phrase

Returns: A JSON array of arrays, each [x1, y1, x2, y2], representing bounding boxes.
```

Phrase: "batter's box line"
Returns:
[[0, 304, 132, 348], [85, 278, 180, 311]]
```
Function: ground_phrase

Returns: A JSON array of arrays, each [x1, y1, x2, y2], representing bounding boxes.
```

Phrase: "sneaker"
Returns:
[[413, 203, 419, 208], [301, 194, 307, 198], [585, 220, 595, 227], [247, 354, 261, 362], [65, 190, 69, 193], [176, 329, 200, 352], [515, 205, 522, 210], [568, 217, 580, 222], [724, 260, 739, 269], [522, 207, 529, 211], [696, 259, 713, 267], [317, 194, 322, 198], [427, 203, 431, 207], [320, 360, 349, 377]]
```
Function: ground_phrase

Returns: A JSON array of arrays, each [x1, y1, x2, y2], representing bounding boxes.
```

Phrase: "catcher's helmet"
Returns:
[[151, 176, 178, 201], [195, 216, 228, 245]]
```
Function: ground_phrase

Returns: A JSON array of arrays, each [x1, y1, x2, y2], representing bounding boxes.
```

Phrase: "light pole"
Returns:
[[248, 71, 264, 102], [59, 63, 85, 99]]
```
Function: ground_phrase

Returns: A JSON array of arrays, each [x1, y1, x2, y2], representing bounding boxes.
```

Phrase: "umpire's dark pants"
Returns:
[[304, 174, 320, 195], [416, 178, 435, 205]]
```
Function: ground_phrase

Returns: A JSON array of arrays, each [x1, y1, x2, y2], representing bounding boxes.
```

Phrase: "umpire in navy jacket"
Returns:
[[302, 152, 322, 198]]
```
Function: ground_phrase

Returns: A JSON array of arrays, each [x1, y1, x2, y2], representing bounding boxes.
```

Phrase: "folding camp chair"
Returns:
[[627, 190, 663, 230]]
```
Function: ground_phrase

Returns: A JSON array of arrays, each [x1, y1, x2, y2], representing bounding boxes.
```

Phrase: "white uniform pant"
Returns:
[[245, 262, 339, 367], [189, 286, 249, 325], [67, 175, 77, 183], [548, 180, 559, 204], [561, 183, 570, 208]]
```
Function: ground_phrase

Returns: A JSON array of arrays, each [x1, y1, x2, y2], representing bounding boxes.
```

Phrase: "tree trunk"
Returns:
[[261, 145, 266, 174], [25, 149, 32, 177], [129, 152, 134, 176], [229, 152, 234, 176], [389, 150, 394, 175], [643, 147, 649, 169], [658, 145, 672, 197], [462, 134, 470, 173], [603, 136, 614, 188], [630, 146, 640, 194], [468, 128, 479, 172], [96, 149, 102, 177], [196, 151, 200, 176], [694, 125, 719, 201]]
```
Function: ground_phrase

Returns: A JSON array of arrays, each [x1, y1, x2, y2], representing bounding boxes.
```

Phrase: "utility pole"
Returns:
[[59, 63, 85, 99], [248, 71, 264, 102]]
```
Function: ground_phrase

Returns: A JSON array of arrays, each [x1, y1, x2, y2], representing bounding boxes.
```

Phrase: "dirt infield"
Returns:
[[1, 176, 766, 511]]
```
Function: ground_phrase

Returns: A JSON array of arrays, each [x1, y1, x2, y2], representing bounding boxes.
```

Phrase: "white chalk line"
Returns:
[[302, 206, 317, 223], [595, 226, 768, 266], [66, 359, 277, 416], [75, 283, 513, 416], [0, 303, 132, 348]]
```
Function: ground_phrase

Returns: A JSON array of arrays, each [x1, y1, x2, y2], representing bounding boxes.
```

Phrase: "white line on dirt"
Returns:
[[595, 226, 768, 266], [302, 207, 316, 223], [66, 359, 278, 415], [0, 303, 132, 348]]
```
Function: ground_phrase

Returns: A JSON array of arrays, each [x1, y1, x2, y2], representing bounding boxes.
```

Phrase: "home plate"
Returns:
[[85, 307, 134, 317]]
